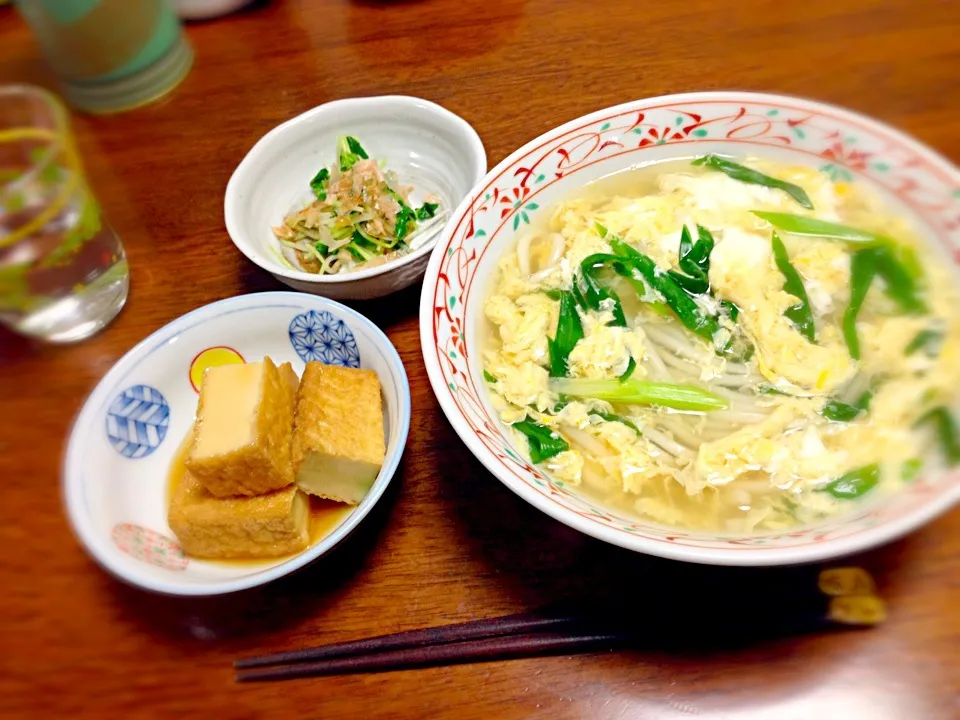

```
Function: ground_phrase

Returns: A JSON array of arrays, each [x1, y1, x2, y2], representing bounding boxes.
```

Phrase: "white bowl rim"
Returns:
[[224, 95, 487, 285], [63, 291, 412, 595], [419, 89, 960, 566]]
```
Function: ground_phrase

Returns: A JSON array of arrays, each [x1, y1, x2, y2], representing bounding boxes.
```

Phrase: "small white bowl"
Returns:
[[225, 96, 486, 300], [63, 292, 410, 595], [420, 90, 960, 566]]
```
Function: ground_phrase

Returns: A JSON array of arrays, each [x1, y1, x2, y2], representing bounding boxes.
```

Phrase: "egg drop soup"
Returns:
[[481, 156, 960, 533]]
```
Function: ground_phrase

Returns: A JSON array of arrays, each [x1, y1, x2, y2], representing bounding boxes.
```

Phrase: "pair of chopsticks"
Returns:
[[235, 610, 627, 682], [235, 567, 886, 683]]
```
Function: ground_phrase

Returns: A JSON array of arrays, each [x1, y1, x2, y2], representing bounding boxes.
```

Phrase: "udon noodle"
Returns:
[[481, 156, 960, 532]]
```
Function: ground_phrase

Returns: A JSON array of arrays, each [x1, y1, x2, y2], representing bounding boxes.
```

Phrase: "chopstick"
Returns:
[[233, 605, 867, 683], [234, 567, 886, 682], [235, 611, 581, 669], [236, 631, 628, 683]]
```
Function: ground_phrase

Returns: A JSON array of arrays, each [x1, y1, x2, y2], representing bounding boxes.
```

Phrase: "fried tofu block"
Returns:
[[293, 362, 385, 505], [278, 361, 300, 395], [185, 357, 295, 497], [168, 470, 309, 559]]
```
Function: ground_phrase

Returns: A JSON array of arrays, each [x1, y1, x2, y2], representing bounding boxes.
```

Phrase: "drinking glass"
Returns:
[[0, 86, 128, 342]]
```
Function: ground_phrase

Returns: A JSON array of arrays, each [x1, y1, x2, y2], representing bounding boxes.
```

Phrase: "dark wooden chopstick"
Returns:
[[235, 631, 628, 682], [235, 611, 581, 669], [234, 567, 886, 682], [233, 605, 874, 682]]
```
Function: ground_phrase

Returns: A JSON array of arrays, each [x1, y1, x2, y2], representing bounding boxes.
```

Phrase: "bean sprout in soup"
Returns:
[[481, 156, 960, 533]]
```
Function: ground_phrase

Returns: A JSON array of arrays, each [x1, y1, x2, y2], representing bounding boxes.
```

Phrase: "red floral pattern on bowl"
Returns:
[[112, 523, 188, 571], [419, 92, 960, 565]]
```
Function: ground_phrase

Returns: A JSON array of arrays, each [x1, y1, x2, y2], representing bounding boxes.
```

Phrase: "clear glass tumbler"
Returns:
[[0, 86, 128, 342]]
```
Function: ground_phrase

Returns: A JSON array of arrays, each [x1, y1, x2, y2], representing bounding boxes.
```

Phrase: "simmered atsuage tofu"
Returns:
[[185, 357, 296, 497], [168, 470, 310, 559], [293, 362, 385, 504]]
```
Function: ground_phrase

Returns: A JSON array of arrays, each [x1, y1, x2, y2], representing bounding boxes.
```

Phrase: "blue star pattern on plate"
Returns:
[[105, 385, 170, 459], [289, 310, 361, 367]]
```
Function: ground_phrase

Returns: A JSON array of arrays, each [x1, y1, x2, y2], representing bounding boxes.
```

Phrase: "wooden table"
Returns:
[[2, 1, 959, 717]]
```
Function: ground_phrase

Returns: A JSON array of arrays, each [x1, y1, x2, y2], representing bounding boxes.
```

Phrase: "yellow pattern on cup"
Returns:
[[0, 127, 83, 249]]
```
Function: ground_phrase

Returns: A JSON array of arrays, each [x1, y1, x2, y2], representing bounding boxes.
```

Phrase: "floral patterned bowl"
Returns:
[[63, 292, 410, 595], [419, 91, 960, 566]]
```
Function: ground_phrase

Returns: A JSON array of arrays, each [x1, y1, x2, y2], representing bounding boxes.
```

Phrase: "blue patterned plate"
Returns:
[[63, 292, 410, 595]]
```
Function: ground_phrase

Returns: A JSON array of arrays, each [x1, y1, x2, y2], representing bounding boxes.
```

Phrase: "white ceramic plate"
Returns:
[[64, 292, 410, 595], [420, 91, 960, 566], [225, 95, 486, 300]]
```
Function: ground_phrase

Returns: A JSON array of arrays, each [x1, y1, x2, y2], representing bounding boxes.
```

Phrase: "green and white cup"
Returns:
[[15, 0, 193, 113]]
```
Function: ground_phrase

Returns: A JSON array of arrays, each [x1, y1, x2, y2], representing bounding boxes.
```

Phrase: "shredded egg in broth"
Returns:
[[481, 156, 960, 533]]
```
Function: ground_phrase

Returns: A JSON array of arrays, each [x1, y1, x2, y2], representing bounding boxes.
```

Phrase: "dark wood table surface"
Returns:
[[2, 1, 959, 717]]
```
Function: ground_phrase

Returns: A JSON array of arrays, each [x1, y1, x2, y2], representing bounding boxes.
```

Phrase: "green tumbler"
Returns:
[[14, 0, 193, 113]]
